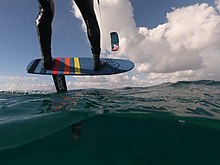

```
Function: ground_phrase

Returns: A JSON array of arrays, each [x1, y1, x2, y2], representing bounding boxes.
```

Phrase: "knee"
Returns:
[[36, 9, 53, 27]]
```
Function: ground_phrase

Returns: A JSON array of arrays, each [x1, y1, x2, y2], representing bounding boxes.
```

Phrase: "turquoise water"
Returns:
[[0, 80, 220, 164]]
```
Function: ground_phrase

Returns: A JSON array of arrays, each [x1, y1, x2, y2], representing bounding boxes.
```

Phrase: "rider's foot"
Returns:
[[42, 55, 53, 70], [93, 54, 105, 71]]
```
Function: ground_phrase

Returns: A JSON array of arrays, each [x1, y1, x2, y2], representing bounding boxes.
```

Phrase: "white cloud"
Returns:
[[0, 75, 55, 92], [2, 1, 219, 92], [216, 0, 220, 12], [70, 0, 220, 88]]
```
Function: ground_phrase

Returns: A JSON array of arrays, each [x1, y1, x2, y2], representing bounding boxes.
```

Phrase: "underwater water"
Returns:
[[0, 80, 220, 165]]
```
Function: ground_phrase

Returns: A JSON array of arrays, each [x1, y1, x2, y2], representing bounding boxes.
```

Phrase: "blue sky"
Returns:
[[0, 0, 219, 90], [0, 0, 214, 74]]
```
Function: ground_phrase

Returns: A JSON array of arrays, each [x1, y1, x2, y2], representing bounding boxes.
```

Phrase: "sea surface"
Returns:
[[0, 80, 220, 165]]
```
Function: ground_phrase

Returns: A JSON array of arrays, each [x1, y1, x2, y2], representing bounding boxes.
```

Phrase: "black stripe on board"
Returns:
[[28, 59, 41, 73]]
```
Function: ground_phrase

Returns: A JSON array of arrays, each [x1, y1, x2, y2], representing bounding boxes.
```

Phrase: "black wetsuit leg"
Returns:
[[74, 0, 101, 55], [36, 0, 101, 59], [36, 0, 54, 57]]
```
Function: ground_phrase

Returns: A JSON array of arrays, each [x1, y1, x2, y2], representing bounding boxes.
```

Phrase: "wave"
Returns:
[[0, 80, 220, 150]]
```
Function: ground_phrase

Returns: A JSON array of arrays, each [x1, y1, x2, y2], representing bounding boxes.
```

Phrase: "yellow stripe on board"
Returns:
[[74, 57, 81, 74]]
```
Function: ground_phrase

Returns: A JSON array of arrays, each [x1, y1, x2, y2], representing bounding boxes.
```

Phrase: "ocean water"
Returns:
[[0, 80, 220, 165]]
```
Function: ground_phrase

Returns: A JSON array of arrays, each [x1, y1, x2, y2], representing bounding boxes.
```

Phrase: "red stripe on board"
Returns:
[[52, 58, 61, 74], [64, 57, 70, 74]]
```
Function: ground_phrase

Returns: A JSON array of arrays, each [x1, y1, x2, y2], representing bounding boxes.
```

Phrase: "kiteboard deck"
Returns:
[[26, 57, 134, 92], [26, 57, 134, 75]]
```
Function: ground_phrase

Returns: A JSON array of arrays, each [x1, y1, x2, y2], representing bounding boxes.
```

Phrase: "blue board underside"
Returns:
[[26, 58, 134, 76]]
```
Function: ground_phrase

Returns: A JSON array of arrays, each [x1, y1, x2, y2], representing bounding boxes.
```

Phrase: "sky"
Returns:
[[0, 0, 220, 91]]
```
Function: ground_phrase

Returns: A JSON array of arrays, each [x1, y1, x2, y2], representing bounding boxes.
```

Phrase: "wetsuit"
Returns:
[[36, 0, 101, 60]]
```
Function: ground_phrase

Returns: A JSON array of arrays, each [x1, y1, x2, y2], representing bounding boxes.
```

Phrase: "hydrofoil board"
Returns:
[[26, 57, 134, 92]]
